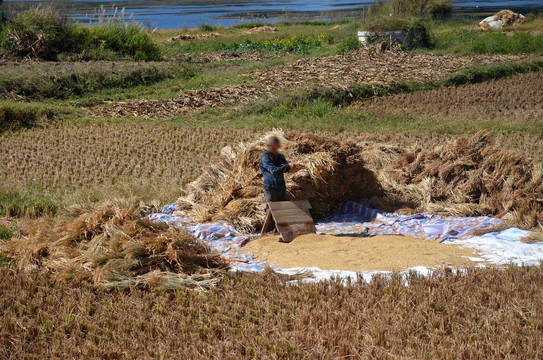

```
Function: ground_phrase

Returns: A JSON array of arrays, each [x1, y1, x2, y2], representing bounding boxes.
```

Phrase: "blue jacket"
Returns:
[[260, 151, 290, 190]]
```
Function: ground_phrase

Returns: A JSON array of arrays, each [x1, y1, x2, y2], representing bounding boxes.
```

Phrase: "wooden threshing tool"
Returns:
[[260, 200, 316, 242]]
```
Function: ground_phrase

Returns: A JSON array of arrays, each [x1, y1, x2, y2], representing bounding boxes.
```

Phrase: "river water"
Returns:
[[3, 0, 543, 29]]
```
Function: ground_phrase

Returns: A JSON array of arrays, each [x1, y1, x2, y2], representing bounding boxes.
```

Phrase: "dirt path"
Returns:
[[242, 233, 479, 271], [88, 51, 527, 119]]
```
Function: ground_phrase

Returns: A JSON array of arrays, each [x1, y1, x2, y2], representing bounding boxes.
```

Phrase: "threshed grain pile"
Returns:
[[1, 201, 228, 288], [176, 131, 381, 232]]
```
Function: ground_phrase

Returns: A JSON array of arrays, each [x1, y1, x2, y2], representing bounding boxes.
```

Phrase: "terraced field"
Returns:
[[359, 71, 543, 122]]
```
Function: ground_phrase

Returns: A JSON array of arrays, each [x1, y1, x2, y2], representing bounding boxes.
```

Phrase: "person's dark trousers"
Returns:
[[264, 188, 287, 203]]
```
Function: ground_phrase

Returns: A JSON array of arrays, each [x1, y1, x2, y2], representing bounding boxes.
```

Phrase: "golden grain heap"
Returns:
[[0, 200, 228, 288], [176, 131, 381, 232]]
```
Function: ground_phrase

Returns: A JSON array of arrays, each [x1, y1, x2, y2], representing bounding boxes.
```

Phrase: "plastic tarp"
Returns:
[[149, 200, 543, 281]]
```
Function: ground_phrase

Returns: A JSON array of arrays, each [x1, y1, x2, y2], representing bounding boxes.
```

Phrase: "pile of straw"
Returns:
[[177, 131, 381, 232], [0, 200, 228, 288], [380, 131, 543, 227]]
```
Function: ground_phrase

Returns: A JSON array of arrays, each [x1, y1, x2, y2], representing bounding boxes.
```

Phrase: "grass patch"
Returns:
[[433, 29, 543, 55], [73, 23, 161, 61], [0, 101, 59, 131], [0, 63, 190, 100], [0, 225, 13, 241], [0, 190, 58, 218]]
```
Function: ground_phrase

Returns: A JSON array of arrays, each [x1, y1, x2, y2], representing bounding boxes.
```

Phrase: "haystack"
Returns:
[[0, 200, 228, 288], [177, 131, 381, 232], [242, 26, 278, 35], [378, 131, 543, 227], [479, 10, 526, 30]]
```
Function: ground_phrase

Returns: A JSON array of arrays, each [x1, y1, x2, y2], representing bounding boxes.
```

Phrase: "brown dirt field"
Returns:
[[89, 51, 527, 119], [242, 233, 478, 271], [358, 71, 543, 122]]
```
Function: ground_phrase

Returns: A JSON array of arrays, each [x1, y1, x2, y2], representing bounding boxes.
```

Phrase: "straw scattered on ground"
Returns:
[[242, 234, 478, 271], [0, 200, 228, 288], [89, 51, 527, 119]]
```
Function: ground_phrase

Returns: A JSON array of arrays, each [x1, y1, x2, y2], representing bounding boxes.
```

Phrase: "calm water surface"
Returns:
[[3, 0, 543, 28]]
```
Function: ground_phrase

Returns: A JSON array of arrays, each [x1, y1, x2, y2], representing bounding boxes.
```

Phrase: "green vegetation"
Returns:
[[0, 5, 161, 60], [200, 23, 214, 32], [0, 63, 186, 100], [433, 30, 543, 55], [0, 101, 59, 131], [0, 225, 13, 241], [0, 190, 58, 218]]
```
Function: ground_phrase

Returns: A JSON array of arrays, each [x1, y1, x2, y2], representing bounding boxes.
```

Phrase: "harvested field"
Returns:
[[2, 265, 543, 358], [0, 124, 255, 199], [90, 84, 262, 119], [359, 71, 543, 122], [169, 32, 221, 41], [0, 201, 228, 288], [89, 51, 528, 119], [243, 234, 478, 271]]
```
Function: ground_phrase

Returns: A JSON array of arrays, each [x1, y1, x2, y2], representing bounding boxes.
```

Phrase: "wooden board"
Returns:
[[261, 200, 316, 242]]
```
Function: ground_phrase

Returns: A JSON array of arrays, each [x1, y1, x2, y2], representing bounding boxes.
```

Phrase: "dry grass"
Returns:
[[173, 130, 542, 231], [1, 265, 543, 358], [358, 71, 543, 123], [0, 200, 228, 288], [177, 131, 380, 232], [374, 131, 543, 227]]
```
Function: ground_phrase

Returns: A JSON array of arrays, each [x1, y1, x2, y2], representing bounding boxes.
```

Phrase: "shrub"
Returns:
[[200, 23, 214, 32], [0, 6, 76, 60], [391, 0, 452, 18], [404, 20, 431, 49], [74, 23, 161, 61], [337, 37, 361, 54], [0, 5, 162, 61], [426, 0, 452, 20]]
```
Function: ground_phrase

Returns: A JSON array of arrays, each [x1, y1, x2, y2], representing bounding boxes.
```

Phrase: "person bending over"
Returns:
[[260, 136, 301, 203]]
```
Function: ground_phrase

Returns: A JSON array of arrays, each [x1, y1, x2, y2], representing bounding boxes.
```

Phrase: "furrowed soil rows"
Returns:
[[89, 51, 527, 119], [359, 71, 543, 122]]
